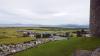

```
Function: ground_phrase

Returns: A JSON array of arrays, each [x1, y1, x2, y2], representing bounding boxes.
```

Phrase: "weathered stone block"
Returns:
[[72, 49, 91, 56], [91, 48, 100, 56]]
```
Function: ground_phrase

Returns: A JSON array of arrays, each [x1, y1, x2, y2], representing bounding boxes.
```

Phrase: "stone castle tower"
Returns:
[[90, 0, 100, 37]]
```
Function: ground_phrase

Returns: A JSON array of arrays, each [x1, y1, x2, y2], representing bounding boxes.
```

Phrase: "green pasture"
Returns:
[[13, 37, 100, 56], [0, 27, 79, 44]]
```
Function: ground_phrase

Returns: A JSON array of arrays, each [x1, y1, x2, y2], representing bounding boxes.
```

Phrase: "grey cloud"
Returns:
[[0, 0, 90, 25]]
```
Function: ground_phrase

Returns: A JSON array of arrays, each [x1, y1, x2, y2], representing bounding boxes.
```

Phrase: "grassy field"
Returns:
[[0, 27, 95, 56], [0, 27, 79, 44], [0, 37, 33, 44], [0, 27, 35, 44], [13, 37, 100, 56]]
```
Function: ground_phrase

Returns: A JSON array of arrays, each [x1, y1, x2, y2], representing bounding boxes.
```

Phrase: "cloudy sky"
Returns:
[[0, 0, 90, 25]]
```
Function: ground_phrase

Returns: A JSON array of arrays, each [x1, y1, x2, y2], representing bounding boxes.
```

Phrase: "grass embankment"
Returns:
[[14, 37, 100, 56]]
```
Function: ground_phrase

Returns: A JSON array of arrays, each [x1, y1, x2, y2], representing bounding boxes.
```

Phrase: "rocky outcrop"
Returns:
[[73, 48, 100, 56], [91, 48, 100, 56]]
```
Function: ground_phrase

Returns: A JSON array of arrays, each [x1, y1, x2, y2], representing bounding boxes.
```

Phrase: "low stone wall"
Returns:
[[0, 38, 54, 56]]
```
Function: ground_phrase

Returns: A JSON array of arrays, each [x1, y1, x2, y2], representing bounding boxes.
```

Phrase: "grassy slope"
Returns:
[[14, 38, 100, 56]]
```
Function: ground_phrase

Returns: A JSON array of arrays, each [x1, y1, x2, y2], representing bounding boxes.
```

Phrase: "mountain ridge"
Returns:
[[0, 24, 89, 28]]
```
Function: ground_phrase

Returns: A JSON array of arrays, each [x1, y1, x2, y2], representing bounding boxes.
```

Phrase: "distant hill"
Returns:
[[0, 24, 42, 27], [57, 24, 89, 28], [0, 24, 89, 28]]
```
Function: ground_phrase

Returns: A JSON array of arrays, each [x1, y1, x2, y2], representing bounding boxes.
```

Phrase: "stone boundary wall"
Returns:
[[0, 38, 55, 56]]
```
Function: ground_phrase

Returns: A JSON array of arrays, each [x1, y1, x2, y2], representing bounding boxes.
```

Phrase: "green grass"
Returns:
[[0, 27, 36, 44], [0, 37, 33, 44], [0, 27, 78, 44], [14, 37, 100, 56], [0, 27, 93, 56]]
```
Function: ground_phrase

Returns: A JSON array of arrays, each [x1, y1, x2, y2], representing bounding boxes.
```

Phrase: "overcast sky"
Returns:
[[0, 0, 90, 25]]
